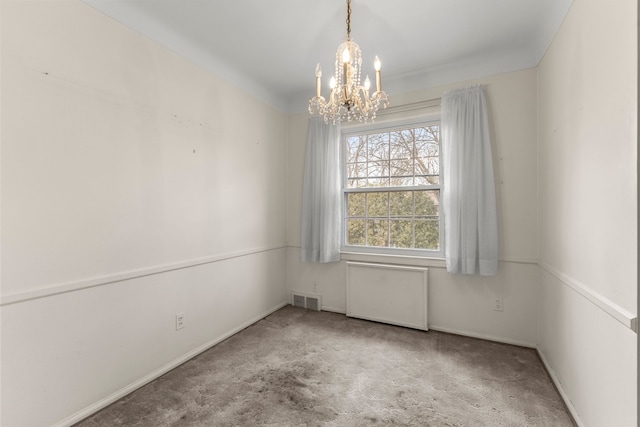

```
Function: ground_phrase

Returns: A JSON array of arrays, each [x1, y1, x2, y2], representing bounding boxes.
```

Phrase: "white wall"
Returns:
[[287, 69, 541, 347], [537, 0, 637, 425], [2, 0, 637, 426], [1, 1, 288, 426]]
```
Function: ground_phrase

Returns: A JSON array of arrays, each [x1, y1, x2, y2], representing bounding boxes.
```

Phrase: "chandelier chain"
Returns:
[[346, 0, 351, 39]]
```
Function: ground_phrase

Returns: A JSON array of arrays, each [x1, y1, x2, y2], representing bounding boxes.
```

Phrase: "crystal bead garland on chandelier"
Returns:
[[308, 0, 389, 124]]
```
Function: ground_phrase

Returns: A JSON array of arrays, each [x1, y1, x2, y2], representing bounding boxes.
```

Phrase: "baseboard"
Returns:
[[54, 301, 288, 427], [319, 305, 347, 314], [428, 324, 536, 349], [311, 314, 536, 348], [537, 349, 584, 427]]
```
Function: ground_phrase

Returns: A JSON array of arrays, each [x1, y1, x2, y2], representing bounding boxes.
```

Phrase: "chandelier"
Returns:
[[308, 0, 389, 123]]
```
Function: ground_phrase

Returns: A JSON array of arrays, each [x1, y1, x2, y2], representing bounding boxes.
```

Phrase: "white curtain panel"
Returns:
[[442, 85, 499, 275], [300, 117, 342, 263]]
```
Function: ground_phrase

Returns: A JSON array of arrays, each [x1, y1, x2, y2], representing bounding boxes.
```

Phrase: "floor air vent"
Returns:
[[291, 292, 321, 311]]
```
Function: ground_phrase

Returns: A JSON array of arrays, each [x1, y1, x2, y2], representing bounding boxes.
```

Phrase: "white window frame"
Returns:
[[341, 117, 444, 258]]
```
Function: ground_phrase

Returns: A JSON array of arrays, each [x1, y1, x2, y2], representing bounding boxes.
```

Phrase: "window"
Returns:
[[342, 120, 442, 256]]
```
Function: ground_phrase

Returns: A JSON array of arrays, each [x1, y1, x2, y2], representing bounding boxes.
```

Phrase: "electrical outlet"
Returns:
[[313, 281, 318, 292], [176, 313, 185, 330], [494, 298, 504, 312]]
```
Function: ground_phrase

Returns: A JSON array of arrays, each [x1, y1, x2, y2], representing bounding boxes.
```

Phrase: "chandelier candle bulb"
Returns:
[[364, 75, 371, 91], [315, 64, 322, 97], [374, 56, 381, 92], [342, 48, 349, 85], [342, 47, 350, 63]]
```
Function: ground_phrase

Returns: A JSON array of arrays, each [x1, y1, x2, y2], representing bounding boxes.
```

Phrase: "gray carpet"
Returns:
[[76, 306, 574, 426]]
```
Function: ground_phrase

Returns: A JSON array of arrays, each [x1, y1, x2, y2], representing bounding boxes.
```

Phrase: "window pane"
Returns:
[[367, 219, 389, 247], [415, 220, 439, 250], [390, 220, 412, 248], [415, 141, 439, 158], [368, 133, 389, 161], [346, 162, 366, 179], [414, 176, 427, 186], [415, 152, 439, 179], [347, 179, 367, 189], [390, 132, 413, 160], [346, 136, 367, 163], [415, 190, 440, 217], [391, 129, 413, 147], [367, 160, 389, 179], [427, 156, 440, 176], [415, 126, 440, 181], [347, 192, 366, 217], [391, 177, 414, 186], [391, 159, 413, 177], [413, 126, 428, 142], [368, 177, 390, 187], [415, 175, 439, 186], [367, 192, 388, 217], [415, 126, 440, 145], [389, 191, 413, 217], [347, 219, 366, 246]]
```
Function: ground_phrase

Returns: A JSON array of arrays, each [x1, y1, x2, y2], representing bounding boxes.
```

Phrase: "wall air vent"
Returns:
[[291, 292, 322, 311], [293, 294, 306, 308]]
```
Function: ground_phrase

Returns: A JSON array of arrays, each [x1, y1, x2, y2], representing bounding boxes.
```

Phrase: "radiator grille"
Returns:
[[346, 262, 428, 330]]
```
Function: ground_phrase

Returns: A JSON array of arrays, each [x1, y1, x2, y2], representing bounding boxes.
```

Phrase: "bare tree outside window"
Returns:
[[343, 123, 442, 253]]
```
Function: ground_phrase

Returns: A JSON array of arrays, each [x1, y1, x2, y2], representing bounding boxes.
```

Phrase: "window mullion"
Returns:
[[345, 185, 440, 194], [411, 190, 416, 249], [364, 192, 369, 247], [387, 191, 391, 248]]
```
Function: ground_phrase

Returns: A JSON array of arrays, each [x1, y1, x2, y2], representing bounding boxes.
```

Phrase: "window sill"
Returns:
[[340, 251, 446, 268]]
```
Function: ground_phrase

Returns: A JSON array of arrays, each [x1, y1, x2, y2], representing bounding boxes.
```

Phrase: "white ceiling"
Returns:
[[82, 0, 574, 113]]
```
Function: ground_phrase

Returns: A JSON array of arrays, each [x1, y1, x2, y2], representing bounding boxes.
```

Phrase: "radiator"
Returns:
[[346, 262, 428, 331]]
